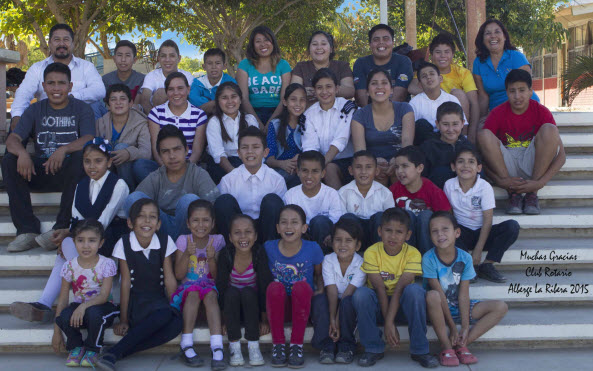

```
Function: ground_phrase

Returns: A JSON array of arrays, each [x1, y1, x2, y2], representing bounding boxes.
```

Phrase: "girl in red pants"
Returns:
[[264, 205, 324, 368]]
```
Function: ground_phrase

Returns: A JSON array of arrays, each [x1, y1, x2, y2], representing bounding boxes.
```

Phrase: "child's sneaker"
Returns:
[[287, 345, 304, 368], [229, 341, 245, 366], [319, 349, 335, 364], [80, 350, 98, 367], [65, 347, 85, 367], [505, 193, 523, 215], [335, 350, 354, 364], [248, 343, 265, 366], [523, 192, 540, 215], [271, 344, 287, 367], [439, 349, 459, 367]]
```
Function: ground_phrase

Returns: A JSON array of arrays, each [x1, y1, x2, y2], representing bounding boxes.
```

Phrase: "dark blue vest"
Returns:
[[70, 172, 119, 231]]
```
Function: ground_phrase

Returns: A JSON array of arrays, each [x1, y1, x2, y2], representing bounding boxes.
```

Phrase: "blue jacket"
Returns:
[[188, 73, 236, 108]]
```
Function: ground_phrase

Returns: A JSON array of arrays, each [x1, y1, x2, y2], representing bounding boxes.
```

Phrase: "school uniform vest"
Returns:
[[70, 172, 119, 231]]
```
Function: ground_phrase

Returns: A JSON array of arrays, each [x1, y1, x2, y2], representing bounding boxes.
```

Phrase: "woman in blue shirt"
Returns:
[[472, 19, 539, 116], [236, 26, 292, 126]]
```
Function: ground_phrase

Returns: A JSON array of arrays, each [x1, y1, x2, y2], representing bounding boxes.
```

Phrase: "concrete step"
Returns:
[[1, 305, 592, 347], [0, 215, 54, 237], [493, 179, 593, 207], [561, 132, 593, 153], [553, 112, 593, 132], [493, 207, 593, 238]]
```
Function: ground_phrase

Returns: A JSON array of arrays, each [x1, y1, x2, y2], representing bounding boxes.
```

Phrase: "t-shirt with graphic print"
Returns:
[[60, 254, 117, 303], [175, 234, 225, 283], [237, 58, 291, 108], [422, 247, 475, 307], [264, 239, 324, 295], [13, 98, 95, 158]]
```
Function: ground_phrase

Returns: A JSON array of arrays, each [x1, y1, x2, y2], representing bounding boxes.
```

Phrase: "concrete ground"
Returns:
[[1, 348, 592, 371]]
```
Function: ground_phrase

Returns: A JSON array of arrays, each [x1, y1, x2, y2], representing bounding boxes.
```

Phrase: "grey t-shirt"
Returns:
[[136, 162, 220, 215], [102, 70, 145, 100], [14, 98, 95, 158]]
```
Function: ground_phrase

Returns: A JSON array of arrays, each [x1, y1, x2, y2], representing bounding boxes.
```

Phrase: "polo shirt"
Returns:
[[322, 252, 366, 298], [339, 180, 395, 219], [409, 90, 468, 130], [283, 183, 344, 224], [444, 176, 496, 230], [148, 102, 207, 156], [440, 64, 477, 94]]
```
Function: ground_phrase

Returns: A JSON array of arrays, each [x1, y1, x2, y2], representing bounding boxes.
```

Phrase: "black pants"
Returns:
[[107, 307, 182, 360], [340, 213, 383, 252], [456, 220, 520, 263], [223, 286, 260, 342], [206, 155, 243, 185], [55, 302, 119, 352], [214, 193, 283, 244], [1, 151, 84, 235]]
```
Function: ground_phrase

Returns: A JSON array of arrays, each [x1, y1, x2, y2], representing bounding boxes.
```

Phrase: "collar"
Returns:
[[314, 98, 341, 114], [222, 112, 241, 124], [45, 55, 80, 68], [239, 164, 267, 182], [129, 231, 161, 252], [349, 180, 380, 198], [90, 170, 112, 189], [453, 175, 481, 193], [165, 101, 192, 119], [487, 49, 511, 70], [197, 74, 223, 90]]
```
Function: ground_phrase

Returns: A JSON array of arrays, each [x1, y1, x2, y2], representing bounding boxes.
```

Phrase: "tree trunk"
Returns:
[[100, 32, 112, 59]]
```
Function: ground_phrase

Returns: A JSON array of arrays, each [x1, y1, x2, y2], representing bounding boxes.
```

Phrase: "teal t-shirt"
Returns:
[[238, 58, 291, 108]]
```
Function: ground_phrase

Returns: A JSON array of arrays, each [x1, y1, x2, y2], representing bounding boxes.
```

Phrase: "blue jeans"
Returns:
[[132, 159, 159, 185], [112, 143, 136, 190], [309, 215, 333, 254], [340, 212, 383, 252], [91, 101, 108, 120], [406, 209, 433, 255], [123, 191, 199, 240], [350, 285, 429, 355], [311, 292, 359, 353]]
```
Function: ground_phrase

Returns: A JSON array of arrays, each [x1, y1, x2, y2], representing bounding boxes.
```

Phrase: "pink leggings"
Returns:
[[266, 281, 313, 345]]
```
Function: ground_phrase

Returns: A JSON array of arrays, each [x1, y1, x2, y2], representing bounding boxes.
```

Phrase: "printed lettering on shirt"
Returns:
[[380, 271, 395, 281]]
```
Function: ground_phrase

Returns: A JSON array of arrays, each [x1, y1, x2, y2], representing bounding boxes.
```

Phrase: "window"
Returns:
[[544, 54, 557, 78], [532, 57, 543, 79]]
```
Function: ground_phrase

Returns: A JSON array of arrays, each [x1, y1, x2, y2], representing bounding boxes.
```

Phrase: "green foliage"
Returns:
[[178, 57, 203, 74], [25, 48, 45, 69], [562, 56, 593, 106]]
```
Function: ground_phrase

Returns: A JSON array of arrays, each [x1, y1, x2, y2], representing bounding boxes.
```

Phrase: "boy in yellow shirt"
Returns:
[[344, 207, 438, 368]]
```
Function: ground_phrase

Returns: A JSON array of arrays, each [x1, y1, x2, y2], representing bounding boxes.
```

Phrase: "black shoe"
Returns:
[[288, 345, 304, 368], [271, 344, 287, 367], [335, 350, 354, 364], [319, 349, 335, 364], [178, 346, 204, 367], [95, 353, 116, 371], [411, 353, 439, 368], [211, 348, 226, 370], [358, 352, 384, 367], [478, 263, 506, 283]]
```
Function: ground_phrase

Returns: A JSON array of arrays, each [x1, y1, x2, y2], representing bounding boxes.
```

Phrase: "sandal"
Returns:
[[455, 346, 478, 364], [439, 349, 459, 367]]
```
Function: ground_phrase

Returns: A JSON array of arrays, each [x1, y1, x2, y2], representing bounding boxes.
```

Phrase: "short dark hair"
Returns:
[[279, 204, 307, 225], [230, 213, 258, 234], [430, 210, 459, 229], [204, 48, 226, 64], [505, 69, 532, 89], [129, 198, 160, 225], [429, 33, 456, 54], [105, 83, 132, 104], [158, 39, 180, 56], [395, 146, 425, 167], [381, 207, 411, 229], [436, 101, 464, 122], [368, 24, 394, 43], [114, 40, 137, 57], [156, 124, 187, 153], [312, 67, 338, 87], [238, 125, 266, 148], [417, 61, 440, 77], [187, 199, 215, 221], [164, 71, 190, 90], [49, 24, 74, 40], [365, 69, 392, 90], [72, 219, 104, 240], [297, 150, 326, 170], [452, 146, 482, 165], [43, 62, 71, 82], [333, 217, 364, 243], [352, 150, 377, 165], [308, 31, 335, 60]]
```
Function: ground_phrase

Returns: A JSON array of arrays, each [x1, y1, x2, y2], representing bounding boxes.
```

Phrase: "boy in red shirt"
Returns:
[[390, 146, 451, 254], [478, 69, 565, 215]]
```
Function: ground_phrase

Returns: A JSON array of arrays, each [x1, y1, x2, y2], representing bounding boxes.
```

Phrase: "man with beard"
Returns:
[[10, 24, 105, 127]]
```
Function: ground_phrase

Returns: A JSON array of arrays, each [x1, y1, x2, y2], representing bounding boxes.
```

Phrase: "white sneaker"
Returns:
[[7, 233, 39, 252], [229, 341, 244, 366], [248, 343, 265, 366], [35, 230, 57, 250]]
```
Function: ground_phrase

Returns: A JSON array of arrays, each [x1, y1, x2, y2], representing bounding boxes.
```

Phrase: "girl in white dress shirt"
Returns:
[[10, 140, 129, 323], [206, 81, 259, 183]]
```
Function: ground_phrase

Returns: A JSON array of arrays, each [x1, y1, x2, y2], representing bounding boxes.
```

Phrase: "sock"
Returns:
[[211, 335, 223, 361], [290, 343, 303, 348], [248, 341, 260, 349], [180, 333, 196, 358]]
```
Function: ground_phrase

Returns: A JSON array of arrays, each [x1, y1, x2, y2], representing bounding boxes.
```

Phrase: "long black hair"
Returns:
[[475, 19, 517, 63], [276, 83, 306, 150], [214, 81, 249, 143]]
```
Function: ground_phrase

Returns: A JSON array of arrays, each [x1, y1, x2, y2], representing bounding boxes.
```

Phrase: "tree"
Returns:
[[178, 57, 203, 74], [562, 56, 593, 106]]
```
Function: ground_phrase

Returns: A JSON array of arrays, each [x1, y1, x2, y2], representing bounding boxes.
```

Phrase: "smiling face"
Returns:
[[369, 29, 394, 60], [309, 34, 332, 64], [129, 203, 161, 240], [229, 217, 257, 253], [159, 136, 188, 172], [217, 86, 242, 118], [254, 33, 274, 58], [284, 88, 307, 117], [107, 91, 133, 116], [350, 155, 378, 188], [277, 208, 308, 244], [314, 77, 337, 108], [166, 77, 190, 109], [114, 46, 136, 73], [429, 216, 459, 251], [507, 81, 532, 113], [74, 230, 103, 259], [418, 66, 442, 91], [238, 136, 268, 171], [332, 228, 361, 260], [83, 149, 112, 181], [49, 29, 73, 61], [394, 156, 423, 186], [204, 54, 225, 82], [451, 151, 481, 182], [431, 44, 454, 72], [297, 159, 324, 194], [436, 113, 464, 144], [158, 46, 181, 75], [378, 220, 411, 254], [42, 71, 72, 108], [187, 208, 214, 240], [368, 72, 391, 103], [483, 22, 506, 54]]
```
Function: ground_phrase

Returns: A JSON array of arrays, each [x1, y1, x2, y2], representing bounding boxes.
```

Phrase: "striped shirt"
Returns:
[[229, 262, 257, 289], [148, 101, 207, 156]]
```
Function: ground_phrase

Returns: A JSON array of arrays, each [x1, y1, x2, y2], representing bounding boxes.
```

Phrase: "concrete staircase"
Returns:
[[1, 112, 593, 351]]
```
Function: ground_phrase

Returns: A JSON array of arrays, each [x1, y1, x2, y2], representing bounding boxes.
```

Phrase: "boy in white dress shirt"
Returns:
[[215, 126, 286, 243], [283, 150, 344, 253], [339, 151, 395, 251]]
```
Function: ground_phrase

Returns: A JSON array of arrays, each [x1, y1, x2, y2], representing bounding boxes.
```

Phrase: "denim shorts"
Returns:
[[449, 299, 480, 324]]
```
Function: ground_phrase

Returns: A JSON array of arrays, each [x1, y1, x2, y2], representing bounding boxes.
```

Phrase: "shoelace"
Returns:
[[291, 346, 303, 357], [273, 345, 285, 357]]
